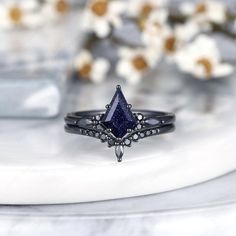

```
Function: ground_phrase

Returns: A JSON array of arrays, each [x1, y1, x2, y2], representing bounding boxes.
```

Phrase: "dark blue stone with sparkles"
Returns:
[[101, 86, 137, 138]]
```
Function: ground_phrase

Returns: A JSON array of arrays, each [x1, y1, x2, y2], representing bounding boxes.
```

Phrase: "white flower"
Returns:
[[40, 0, 70, 22], [127, 0, 168, 18], [141, 16, 199, 62], [174, 21, 200, 42], [74, 50, 110, 83], [141, 10, 168, 47], [162, 21, 199, 61], [180, 1, 226, 27], [0, 0, 42, 29], [175, 35, 233, 80], [83, 0, 125, 38], [116, 47, 160, 84]]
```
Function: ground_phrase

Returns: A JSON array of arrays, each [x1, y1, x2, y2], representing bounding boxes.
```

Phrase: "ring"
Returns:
[[64, 85, 176, 162]]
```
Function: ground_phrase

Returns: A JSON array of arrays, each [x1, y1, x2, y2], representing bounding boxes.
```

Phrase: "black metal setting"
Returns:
[[64, 86, 176, 162]]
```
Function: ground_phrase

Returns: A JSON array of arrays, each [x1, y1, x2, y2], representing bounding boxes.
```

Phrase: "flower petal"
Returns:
[[116, 60, 133, 77], [21, 0, 39, 11], [207, 1, 226, 23], [213, 64, 234, 78], [94, 18, 110, 38], [118, 47, 133, 58], [22, 13, 43, 28], [180, 2, 194, 15], [109, 1, 125, 15], [91, 58, 110, 83], [175, 21, 199, 42], [127, 72, 142, 84]]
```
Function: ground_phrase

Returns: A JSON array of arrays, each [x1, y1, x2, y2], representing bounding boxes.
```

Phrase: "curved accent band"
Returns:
[[64, 109, 175, 162]]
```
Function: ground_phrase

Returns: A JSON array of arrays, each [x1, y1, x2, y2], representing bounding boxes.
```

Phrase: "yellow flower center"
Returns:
[[196, 57, 213, 78], [195, 3, 207, 14], [132, 56, 148, 72], [55, 0, 69, 14], [164, 36, 177, 53], [9, 6, 22, 24], [140, 3, 153, 18], [90, 0, 108, 17], [138, 18, 146, 31], [79, 63, 92, 78]]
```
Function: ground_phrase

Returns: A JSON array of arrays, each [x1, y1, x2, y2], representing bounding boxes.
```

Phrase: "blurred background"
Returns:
[[1, 0, 236, 118], [1, 0, 236, 235]]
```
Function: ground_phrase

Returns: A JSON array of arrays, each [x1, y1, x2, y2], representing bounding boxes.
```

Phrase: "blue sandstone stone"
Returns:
[[101, 86, 137, 138]]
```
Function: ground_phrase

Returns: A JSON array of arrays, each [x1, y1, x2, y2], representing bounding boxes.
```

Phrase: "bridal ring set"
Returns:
[[65, 85, 176, 162]]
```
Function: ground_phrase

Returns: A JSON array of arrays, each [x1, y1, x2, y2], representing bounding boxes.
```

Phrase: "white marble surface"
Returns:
[[1, 204, 236, 236], [0, 170, 236, 235], [1, 66, 236, 204]]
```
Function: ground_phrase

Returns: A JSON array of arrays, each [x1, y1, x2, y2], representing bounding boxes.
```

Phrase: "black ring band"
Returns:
[[65, 110, 175, 128]]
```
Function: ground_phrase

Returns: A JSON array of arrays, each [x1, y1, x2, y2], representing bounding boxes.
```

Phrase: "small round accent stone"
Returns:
[[101, 134, 106, 141], [140, 133, 145, 138], [82, 130, 88, 135], [152, 130, 157, 134], [124, 139, 131, 146], [137, 113, 143, 121], [133, 134, 139, 140], [96, 115, 100, 121], [146, 131, 151, 136], [137, 124, 142, 130], [108, 139, 115, 146], [95, 132, 100, 138], [97, 124, 103, 130], [89, 131, 94, 136]]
